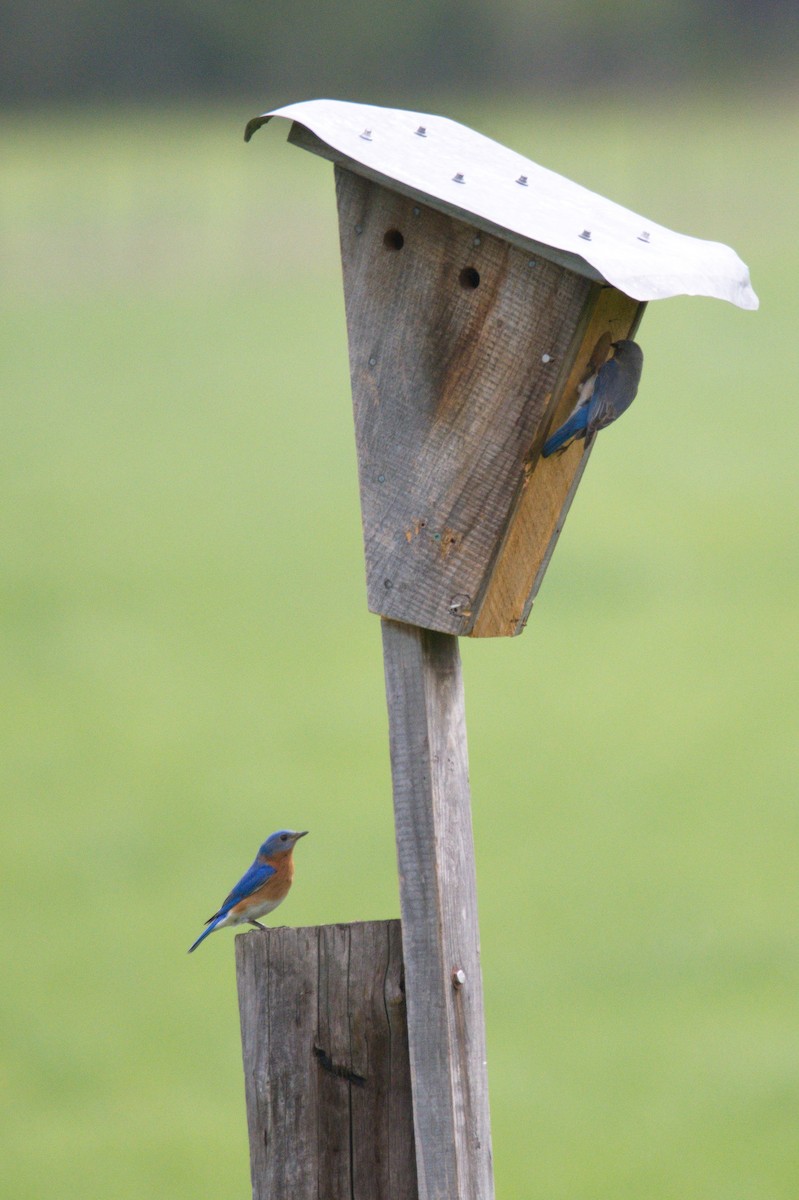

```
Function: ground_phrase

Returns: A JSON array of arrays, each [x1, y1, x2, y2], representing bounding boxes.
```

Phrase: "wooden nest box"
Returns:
[[246, 100, 757, 639]]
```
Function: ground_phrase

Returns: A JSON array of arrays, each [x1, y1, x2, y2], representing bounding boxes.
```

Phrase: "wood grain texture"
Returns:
[[236, 920, 416, 1200], [336, 165, 593, 637], [381, 618, 493, 1200], [471, 287, 645, 636]]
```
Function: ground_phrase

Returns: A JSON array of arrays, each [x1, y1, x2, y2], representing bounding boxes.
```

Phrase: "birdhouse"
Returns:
[[246, 100, 757, 639], [237, 100, 757, 1200]]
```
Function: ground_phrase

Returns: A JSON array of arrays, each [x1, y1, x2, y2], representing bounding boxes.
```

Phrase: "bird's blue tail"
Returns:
[[188, 913, 225, 954], [542, 407, 588, 457]]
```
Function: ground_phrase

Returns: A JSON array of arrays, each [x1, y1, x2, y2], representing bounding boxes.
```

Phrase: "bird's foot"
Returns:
[[249, 919, 267, 931]]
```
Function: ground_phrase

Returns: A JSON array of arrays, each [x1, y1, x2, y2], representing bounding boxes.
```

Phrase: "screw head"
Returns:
[[452, 968, 467, 989], [638, 230, 651, 243], [415, 125, 427, 137], [516, 174, 528, 186], [453, 172, 465, 184], [448, 593, 471, 615], [541, 353, 552, 364], [360, 129, 372, 141], [579, 229, 592, 241]]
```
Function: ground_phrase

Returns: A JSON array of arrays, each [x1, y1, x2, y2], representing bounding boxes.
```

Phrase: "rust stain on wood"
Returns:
[[403, 519, 462, 558], [438, 527, 461, 558]]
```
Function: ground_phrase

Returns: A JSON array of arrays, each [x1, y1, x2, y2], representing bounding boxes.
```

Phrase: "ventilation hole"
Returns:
[[383, 229, 405, 250], [459, 267, 480, 289]]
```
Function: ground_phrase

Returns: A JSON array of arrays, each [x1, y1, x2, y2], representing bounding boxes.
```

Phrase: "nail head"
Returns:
[[448, 593, 471, 614]]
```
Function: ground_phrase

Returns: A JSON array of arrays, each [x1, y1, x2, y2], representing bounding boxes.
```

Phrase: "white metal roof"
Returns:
[[245, 99, 758, 311]]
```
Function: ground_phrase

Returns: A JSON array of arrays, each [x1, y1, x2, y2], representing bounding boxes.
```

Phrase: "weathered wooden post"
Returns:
[[237, 100, 757, 1200], [237, 921, 415, 1198]]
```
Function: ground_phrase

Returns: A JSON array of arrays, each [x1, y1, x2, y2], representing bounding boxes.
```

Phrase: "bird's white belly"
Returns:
[[223, 895, 283, 928]]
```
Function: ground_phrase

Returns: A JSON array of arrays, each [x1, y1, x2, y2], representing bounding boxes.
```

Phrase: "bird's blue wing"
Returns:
[[589, 350, 642, 434], [542, 406, 589, 456], [587, 358, 623, 431], [208, 858, 276, 921]]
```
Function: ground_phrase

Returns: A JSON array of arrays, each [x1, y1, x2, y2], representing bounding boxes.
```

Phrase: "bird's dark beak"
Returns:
[[294, 830, 309, 840]]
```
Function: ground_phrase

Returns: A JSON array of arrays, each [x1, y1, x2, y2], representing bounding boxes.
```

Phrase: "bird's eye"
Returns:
[[280, 834, 288, 842]]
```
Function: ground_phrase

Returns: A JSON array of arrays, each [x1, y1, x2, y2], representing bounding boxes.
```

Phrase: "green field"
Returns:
[[1, 96, 796, 1198]]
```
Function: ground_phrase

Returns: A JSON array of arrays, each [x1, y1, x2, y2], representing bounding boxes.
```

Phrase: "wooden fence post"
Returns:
[[235, 920, 417, 1199], [381, 618, 493, 1200]]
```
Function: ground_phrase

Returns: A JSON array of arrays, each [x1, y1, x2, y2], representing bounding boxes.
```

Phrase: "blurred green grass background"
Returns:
[[1, 96, 796, 1198]]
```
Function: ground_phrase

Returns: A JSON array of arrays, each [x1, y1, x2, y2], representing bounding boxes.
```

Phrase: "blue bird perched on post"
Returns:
[[542, 339, 644, 457], [188, 829, 308, 953]]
